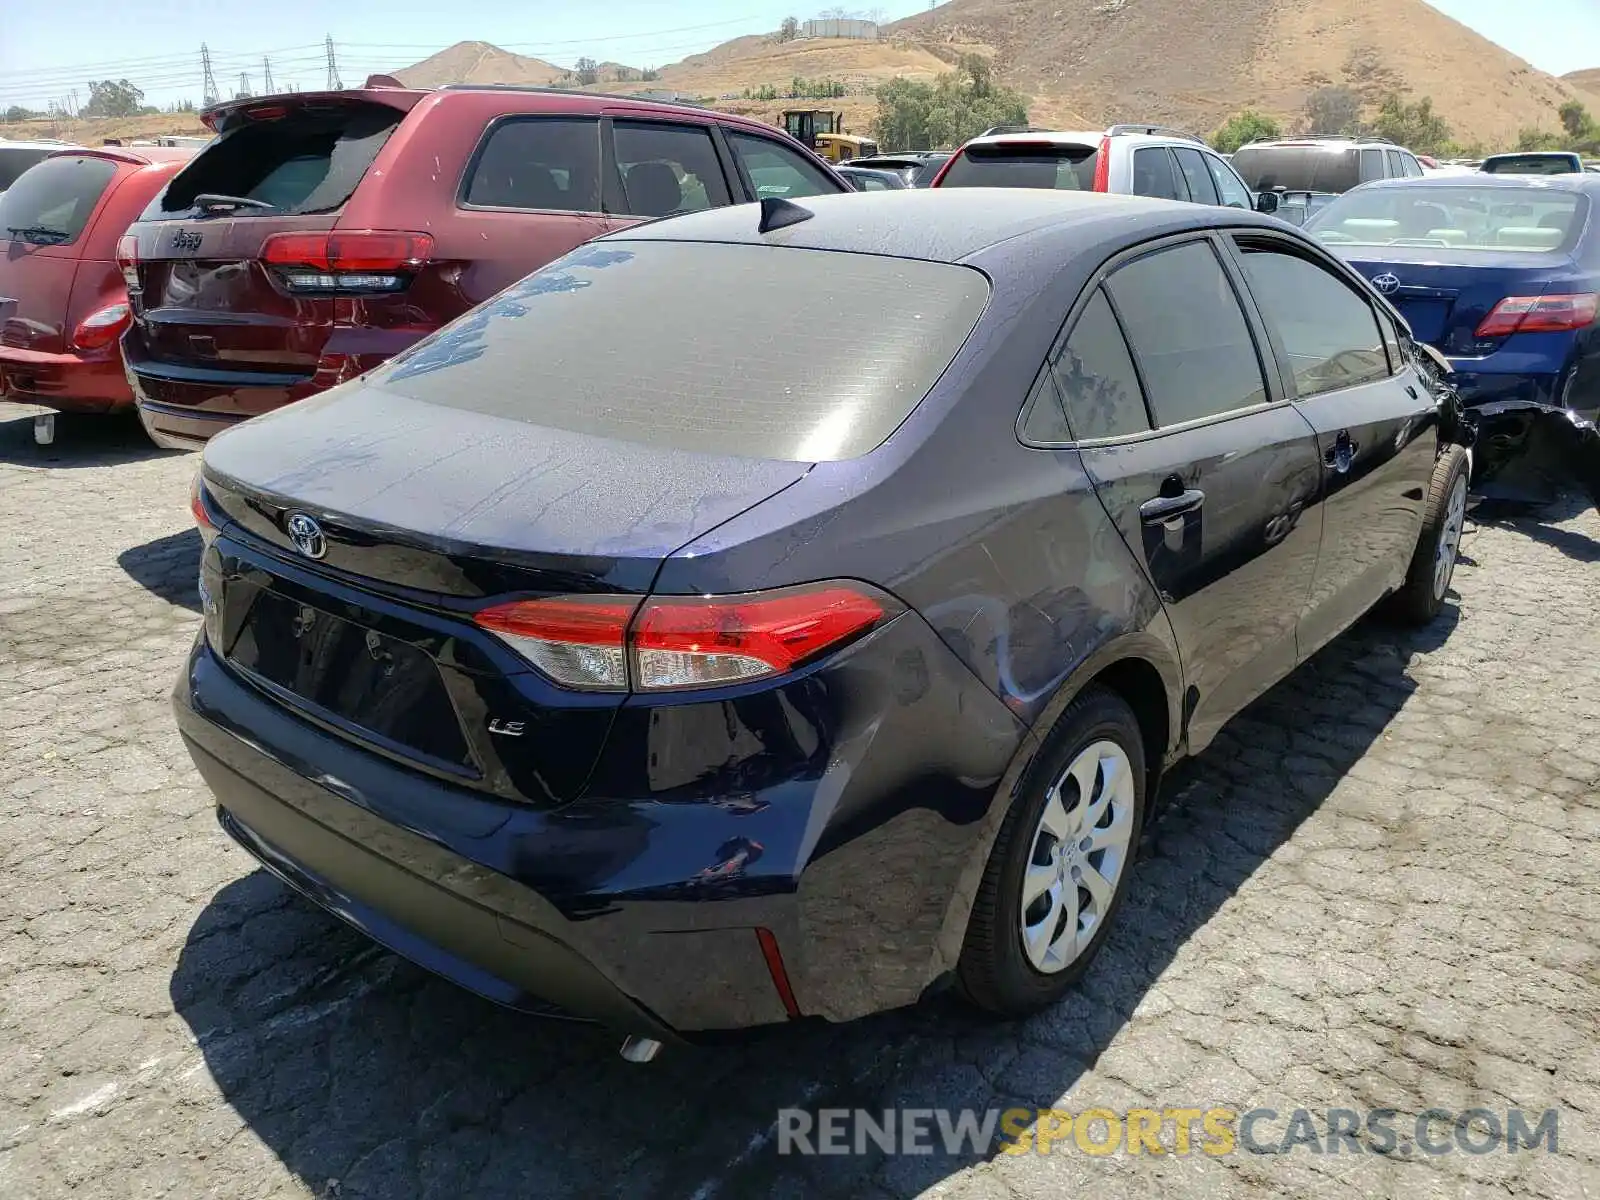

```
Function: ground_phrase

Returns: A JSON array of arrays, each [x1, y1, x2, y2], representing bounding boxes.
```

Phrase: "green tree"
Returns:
[[871, 56, 1027, 151], [3, 105, 41, 123], [1516, 126, 1564, 151], [1211, 110, 1281, 153], [1302, 85, 1363, 135], [81, 79, 145, 119], [574, 57, 599, 87], [779, 16, 800, 42], [1371, 93, 1452, 155]]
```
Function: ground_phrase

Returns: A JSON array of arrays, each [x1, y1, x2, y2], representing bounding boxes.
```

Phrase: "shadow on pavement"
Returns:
[[0, 407, 183, 468], [1475, 492, 1600, 564], [118, 528, 203, 613], [168, 603, 1460, 1199]]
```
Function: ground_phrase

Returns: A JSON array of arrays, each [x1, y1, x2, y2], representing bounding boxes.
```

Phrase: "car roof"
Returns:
[[1354, 173, 1600, 195], [604, 187, 1288, 264]]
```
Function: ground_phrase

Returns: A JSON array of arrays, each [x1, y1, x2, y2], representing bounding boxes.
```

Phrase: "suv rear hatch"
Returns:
[[195, 238, 988, 807], [122, 92, 419, 389], [935, 140, 1100, 190], [0, 153, 121, 354]]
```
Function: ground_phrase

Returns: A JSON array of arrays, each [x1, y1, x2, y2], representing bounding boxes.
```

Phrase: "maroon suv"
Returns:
[[120, 83, 850, 448]]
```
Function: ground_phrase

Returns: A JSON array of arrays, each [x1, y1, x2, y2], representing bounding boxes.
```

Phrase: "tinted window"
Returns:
[[938, 144, 1097, 190], [374, 241, 988, 462], [464, 117, 601, 212], [1106, 241, 1267, 427], [1132, 148, 1184, 200], [1402, 153, 1425, 178], [1359, 149, 1385, 182], [0, 146, 57, 191], [1207, 154, 1254, 208], [726, 133, 840, 200], [158, 102, 402, 217], [1235, 244, 1389, 398], [1052, 289, 1150, 440], [1386, 150, 1406, 179], [0, 155, 118, 245], [1173, 148, 1220, 205], [1307, 184, 1586, 253], [1482, 154, 1582, 175], [855, 173, 896, 191], [1232, 146, 1358, 192], [610, 122, 728, 217]]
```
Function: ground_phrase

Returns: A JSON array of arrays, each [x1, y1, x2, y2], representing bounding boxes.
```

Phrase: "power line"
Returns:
[[325, 36, 343, 91]]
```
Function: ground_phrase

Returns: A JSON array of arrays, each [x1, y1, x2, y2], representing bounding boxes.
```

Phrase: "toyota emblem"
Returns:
[[286, 512, 327, 560], [1371, 273, 1401, 296]]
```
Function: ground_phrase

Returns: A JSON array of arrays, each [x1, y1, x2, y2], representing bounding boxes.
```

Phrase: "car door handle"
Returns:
[[1139, 489, 1205, 525], [1324, 432, 1359, 473]]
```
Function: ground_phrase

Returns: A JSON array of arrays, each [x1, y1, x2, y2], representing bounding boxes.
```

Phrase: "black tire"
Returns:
[[957, 685, 1146, 1018], [1388, 444, 1470, 626]]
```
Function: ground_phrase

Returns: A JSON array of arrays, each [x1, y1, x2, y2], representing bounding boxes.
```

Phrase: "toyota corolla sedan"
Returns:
[[176, 189, 1470, 1057]]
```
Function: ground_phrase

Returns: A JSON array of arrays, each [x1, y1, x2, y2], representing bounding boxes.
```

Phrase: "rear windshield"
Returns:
[[939, 143, 1097, 190], [153, 101, 403, 218], [1481, 155, 1582, 176], [1307, 185, 1587, 253], [0, 155, 118, 246], [0, 146, 60, 191], [371, 240, 990, 462], [1231, 146, 1358, 193]]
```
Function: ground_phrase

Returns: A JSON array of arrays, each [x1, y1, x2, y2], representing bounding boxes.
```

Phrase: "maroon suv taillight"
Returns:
[[474, 583, 893, 692], [260, 230, 435, 295]]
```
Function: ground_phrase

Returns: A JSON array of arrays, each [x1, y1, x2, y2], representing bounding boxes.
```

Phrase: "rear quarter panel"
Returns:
[[65, 160, 186, 344]]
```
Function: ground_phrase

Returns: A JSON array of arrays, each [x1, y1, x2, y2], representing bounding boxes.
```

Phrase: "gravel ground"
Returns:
[[1, 407, 1597, 1200]]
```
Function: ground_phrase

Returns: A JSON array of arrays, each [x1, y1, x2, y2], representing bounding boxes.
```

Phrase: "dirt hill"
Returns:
[[1566, 69, 1600, 103], [394, 40, 569, 89], [886, 0, 1584, 145]]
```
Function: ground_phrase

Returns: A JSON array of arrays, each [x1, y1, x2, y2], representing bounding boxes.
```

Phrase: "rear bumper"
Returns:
[[124, 353, 321, 450], [175, 619, 1026, 1034], [0, 343, 131, 413]]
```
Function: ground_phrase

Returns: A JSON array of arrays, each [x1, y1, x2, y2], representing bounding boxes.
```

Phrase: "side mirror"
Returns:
[[1255, 191, 1279, 214]]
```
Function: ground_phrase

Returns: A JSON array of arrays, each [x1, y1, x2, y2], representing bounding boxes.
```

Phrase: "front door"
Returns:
[[1224, 233, 1435, 656], [1059, 236, 1325, 751]]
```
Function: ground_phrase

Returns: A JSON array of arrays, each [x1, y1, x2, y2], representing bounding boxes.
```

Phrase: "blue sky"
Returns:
[[1, 0, 1596, 112]]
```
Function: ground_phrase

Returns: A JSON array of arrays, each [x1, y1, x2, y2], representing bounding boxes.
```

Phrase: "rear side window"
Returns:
[[373, 241, 989, 462], [465, 117, 601, 212], [1360, 148, 1385, 183], [726, 132, 840, 200], [1132, 148, 1184, 200], [1051, 289, 1150, 440], [1402, 154, 1424, 178], [1385, 150, 1406, 179], [157, 102, 403, 217], [0, 155, 118, 246], [0, 147, 57, 191], [938, 144, 1097, 190], [1234, 243, 1389, 398], [1106, 241, 1267, 427], [610, 121, 728, 217], [1173, 148, 1220, 205]]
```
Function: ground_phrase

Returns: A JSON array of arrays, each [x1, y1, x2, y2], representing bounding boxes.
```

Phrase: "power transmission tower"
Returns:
[[201, 43, 220, 107], [262, 57, 276, 95], [238, 71, 252, 99], [324, 37, 343, 91]]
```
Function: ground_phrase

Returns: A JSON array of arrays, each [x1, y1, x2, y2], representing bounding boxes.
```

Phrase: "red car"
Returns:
[[0, 145, 193, 443], [120, 83, 851, 448]]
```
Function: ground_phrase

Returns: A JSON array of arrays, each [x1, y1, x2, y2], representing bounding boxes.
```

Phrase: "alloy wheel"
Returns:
[[1433, 474, 1468, 600]]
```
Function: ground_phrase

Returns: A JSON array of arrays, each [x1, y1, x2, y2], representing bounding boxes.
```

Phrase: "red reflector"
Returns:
[[71, 302, 131, 350], [260, 230, 434, 272], [634, 585, 884, 678], [755, 927, 801, 1019], [1475, 293, 1600, 338], [1091, 135, 1112, 192]]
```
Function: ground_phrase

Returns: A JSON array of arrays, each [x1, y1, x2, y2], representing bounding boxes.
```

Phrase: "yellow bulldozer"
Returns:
[[781, 110, 878, 163]]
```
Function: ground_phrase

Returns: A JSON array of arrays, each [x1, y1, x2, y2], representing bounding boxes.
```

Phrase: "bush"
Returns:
[[871, 56, 1027, 151], [1371, 93, 1452, 156], [1211, 110, 1281, 153]]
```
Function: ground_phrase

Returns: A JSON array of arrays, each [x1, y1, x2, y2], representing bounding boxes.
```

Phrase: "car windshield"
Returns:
[[938, 144, 1097, 190], [370, 240, 991, 462], [1306, 185, 1587, 253]]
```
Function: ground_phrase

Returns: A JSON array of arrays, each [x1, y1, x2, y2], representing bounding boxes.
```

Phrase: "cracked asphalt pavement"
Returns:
[[1, 407, 1597, 1199]]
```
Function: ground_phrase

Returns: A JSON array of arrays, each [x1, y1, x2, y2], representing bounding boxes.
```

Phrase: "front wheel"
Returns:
[[1389, 444, 1470, 626], [957, 686, 1146, 1017]]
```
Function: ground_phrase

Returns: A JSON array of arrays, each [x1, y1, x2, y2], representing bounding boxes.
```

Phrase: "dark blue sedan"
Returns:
[[1306, 174, 1600, 422], [177, 189, 1472, 1056]]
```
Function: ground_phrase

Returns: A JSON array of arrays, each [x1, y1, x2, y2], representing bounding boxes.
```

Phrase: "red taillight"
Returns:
[[474, 582, 891, 692], [260, 231, 434, 294], [191, 473, 219, 546], [116, 233, 140, 291], [1091, 135, 1112, 192], [71, 302, 131, 350], [1474, 293, 1599, 338]]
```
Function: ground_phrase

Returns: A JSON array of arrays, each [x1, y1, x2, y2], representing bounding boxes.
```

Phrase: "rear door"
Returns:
[[721, 129, 849, 200], [124, 95, 414, 385], [1131, 147, 1185, 201], [1062, 235, 1324, 750], [601, 117, 733, 225], [1226, 233, 1436, 654], [1173, 147, 1220, 206], [0, 153, 121, 355]]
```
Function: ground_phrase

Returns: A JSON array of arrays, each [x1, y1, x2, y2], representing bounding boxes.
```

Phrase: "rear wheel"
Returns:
[[957, 686, 1146, 1017], [1389, 445, 1470, 625]]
